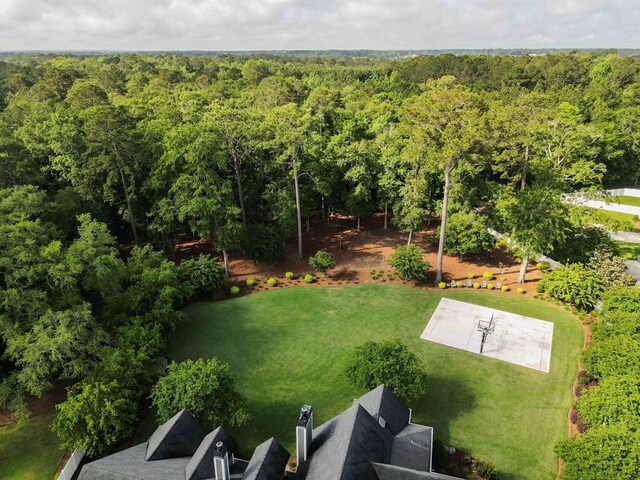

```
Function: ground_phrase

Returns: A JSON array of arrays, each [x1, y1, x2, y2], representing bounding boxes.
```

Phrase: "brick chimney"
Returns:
[[296, 404, 313, 463]]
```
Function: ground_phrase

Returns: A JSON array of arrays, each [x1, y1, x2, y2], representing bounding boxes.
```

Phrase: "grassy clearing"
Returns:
[[612, 195, 640, 208], [615, 241, 640, 260], [0, 410, 63, 480], [167, 284, 582, 480]]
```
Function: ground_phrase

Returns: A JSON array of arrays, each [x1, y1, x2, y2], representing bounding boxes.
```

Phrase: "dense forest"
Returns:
[[1, 52, 640, 477]]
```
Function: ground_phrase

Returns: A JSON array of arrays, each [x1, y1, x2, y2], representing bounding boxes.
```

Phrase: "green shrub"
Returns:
[[240, 224, 282, 263], [467, 271, 474, 279], [230, 286, 240, 295], [537, 261, 551, 273], [588, 245, 636, 287], [151, 358, 250, 429], [581, 336, 640, 379], [304, 274, 313, 283], [438, 282, 446, 289], [344, 339, 427, 403], [267, 277, 277, 287], [308, 250, 336, 272], [517, 287, 525, 294], [474, 459, 498, 480], [246, 278, 255, 286], [600, 287, 640, 315], [488, 283, 495, 290], [482, 271, 493, 280], [551, 225, 618, 265], [388, 244, 431, 281], [473, 283, 480, 289], [285, 271, 294, 279], [537, 264, 604, 310], [177, 255, 225, 301], [436, 211, 494, 257], [501, 285, 509, 292]]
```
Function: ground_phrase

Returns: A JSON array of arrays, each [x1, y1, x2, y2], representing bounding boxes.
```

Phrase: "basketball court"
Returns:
[[420, 298, 554, 373]]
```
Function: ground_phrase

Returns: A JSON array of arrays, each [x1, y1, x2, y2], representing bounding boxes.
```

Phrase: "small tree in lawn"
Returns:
[[309, 250, 336, 272], [151, 358, 250, 429], [389, 244, 430, 281], [344, 339, 426, 403]]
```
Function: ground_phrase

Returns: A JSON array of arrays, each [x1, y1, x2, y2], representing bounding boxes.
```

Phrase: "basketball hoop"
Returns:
[[477, 313, 495, 354]]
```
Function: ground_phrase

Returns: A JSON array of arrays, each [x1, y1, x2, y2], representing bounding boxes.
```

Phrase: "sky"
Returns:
[[0, 0, 637, 51]]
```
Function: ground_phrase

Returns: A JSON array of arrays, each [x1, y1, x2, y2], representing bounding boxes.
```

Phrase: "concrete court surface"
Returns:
[[420, 298, 554, 373]]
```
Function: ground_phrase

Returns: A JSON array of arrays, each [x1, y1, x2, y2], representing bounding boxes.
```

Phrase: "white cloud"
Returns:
[[0, 0, 637, 50]]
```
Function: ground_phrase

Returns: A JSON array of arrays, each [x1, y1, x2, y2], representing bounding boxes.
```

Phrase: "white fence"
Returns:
[[487, 228, 562, 269], [608, 188, 640, 198], [58, 449, 85, 480]]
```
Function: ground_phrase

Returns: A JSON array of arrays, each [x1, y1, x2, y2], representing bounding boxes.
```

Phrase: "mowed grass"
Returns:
[[0, 410, 63, 480], [167, 284, 583, 480], [612, 195, 640, 207], [616, 241, 640, 260]]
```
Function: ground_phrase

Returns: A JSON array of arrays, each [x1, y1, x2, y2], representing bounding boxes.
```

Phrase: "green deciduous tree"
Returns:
[[151, 358, 250, 429], [344, 339, 427, 403]]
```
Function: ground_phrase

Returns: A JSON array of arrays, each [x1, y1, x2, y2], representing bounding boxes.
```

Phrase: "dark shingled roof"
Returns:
[[372, 463, 458, 480], [242, 437, 290, 480], [146, 410, 207, 461], [353, 385, 410, 436], [185, 427, 237, 480], [390, 423, 433, 472], [78, 444, 191, 480], [299, 404, 394, 480]]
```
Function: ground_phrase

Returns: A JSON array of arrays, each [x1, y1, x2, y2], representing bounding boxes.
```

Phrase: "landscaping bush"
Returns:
[[474, 459, 498, 480], [151, 358, 250, 429], [285, 271, 294, 280], [501, 285, 509, 291], [246, 278, 255, 286], [240, 224, 282, 263], [436, 211, 494, 257], [537, 264, 604, 310], [177, 254, 225, 301], [438, 282, 446, 289], [588, 245, 636, 287], [488, 283, 495, 290], [344, 339, 427, 403], [467, 271, 474, 279], [482, 271, 493, 280], [308, 250, 336, 272], [388, 244, 431, 281], [517, 287, 525, 294], [267, 277, 277, 287], [551, 225, 617, 265], [230, 286, 240, 295], [581, 336, 640, 379], [537, 261, 551, 273], [304, 274, 313, 283], [600, 287, 640, 315], [577, 375, 640, 431], [473, 283, 480, 289]]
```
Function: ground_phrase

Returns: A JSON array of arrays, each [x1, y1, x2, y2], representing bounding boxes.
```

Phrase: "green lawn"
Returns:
[[615, 241, 640, 260], [576, 206, 638, 231], [612, 195, 640, 207], [167, 284, 582, 480], [0, 410, 63, 480]]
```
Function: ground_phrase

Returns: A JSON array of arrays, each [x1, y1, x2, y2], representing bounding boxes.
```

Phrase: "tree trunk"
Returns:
[[294, 169, 304, 259], [112, 142, 139, 244], [383, 204, 388, 230], [357, 217, 361, 232], [222, 248, 231, 277], [407, 230, 413, 245], [521, 144, 529, 191], [232, 155, 247, 226], [435, 167, 452, 284], [517, 255, 529, 284], [306, 215, 310, 233], [321, 196, 325, 219]]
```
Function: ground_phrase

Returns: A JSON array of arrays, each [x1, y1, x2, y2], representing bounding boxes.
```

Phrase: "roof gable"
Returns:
[[242, 437, 290, 480], [353, 385, 410, 436], [185, 427, 237, 480], [145, 410, 207, 461]]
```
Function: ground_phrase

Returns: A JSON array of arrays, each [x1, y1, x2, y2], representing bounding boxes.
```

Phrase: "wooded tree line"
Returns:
[[0, 52, 639, 460]]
